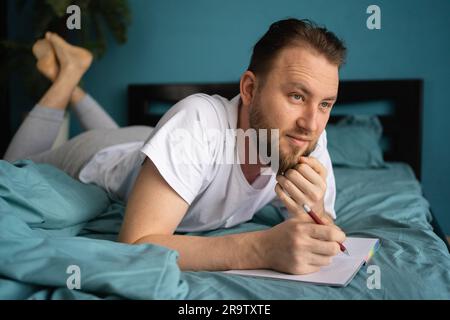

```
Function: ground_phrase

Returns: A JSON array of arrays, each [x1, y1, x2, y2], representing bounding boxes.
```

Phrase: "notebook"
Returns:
[[223, 237, 380, 287]]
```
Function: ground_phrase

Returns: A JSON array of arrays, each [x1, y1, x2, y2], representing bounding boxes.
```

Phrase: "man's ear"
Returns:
[[239, 70, 257, 108]]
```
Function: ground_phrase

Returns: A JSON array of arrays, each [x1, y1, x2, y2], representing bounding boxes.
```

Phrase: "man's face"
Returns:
[[248, 46, 339, 174]]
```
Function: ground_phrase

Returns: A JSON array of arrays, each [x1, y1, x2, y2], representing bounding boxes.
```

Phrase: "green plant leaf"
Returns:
[[46, 0, 73, 17], [96, 0, 131, 43]]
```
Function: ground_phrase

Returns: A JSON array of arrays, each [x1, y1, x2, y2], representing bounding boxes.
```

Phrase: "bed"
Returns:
[[0, 80, 449, 300]]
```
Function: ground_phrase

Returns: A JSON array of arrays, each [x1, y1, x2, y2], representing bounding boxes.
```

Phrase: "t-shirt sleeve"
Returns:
[[139, 95, 219, 205]]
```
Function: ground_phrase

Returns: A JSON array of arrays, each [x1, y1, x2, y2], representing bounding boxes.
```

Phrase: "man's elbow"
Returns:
[[131, 236, 146, 245], [119, 233, 163, 245], [117, 232, 140, 245]]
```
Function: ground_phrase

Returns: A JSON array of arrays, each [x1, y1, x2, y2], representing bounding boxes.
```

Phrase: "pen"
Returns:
[[302, 204, 350, 256]]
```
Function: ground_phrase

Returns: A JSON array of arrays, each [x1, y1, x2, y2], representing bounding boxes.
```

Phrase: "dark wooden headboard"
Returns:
[[128, 79, 423, 179]]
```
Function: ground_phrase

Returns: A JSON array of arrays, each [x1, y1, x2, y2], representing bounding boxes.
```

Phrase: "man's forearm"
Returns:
[[133, 230, 268, 271]]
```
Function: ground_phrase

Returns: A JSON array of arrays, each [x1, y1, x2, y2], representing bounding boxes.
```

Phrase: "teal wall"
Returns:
[[8, 0, 450, 233]]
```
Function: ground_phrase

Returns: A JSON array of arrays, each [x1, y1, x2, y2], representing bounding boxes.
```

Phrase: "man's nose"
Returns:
[[296, 104, 318, 133]]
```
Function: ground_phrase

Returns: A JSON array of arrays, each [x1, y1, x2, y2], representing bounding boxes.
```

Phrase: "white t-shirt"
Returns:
[[79, 93, 336, 232]]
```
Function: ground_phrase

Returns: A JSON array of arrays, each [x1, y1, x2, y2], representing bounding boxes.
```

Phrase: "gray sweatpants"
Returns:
[[3, 94, 152, 179]]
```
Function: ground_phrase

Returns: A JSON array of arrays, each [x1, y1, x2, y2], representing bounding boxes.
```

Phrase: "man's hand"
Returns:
[[260, 217, 346, 274], [267, 156, 347, 274], [275, 156, 332, 224]]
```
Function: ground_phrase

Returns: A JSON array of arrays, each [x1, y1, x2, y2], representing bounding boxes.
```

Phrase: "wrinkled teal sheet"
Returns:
[[0, 160, 449, 299]]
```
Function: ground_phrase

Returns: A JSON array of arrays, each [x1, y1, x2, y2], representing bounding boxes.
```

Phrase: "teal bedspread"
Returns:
[[0, 160, 449, 299]]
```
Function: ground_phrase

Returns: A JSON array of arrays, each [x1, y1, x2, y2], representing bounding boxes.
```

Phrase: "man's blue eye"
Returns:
[[291, 94, 304, 101], [320, 102, 331, 108]]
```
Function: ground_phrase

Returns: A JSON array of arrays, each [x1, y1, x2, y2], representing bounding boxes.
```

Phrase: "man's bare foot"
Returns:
[[45, 32, 93, 78], [37, 34, 93, 110], [32, 39, 59, 81]]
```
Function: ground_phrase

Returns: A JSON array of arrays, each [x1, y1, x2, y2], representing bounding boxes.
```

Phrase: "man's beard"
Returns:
[[248, 101, 316, 176]]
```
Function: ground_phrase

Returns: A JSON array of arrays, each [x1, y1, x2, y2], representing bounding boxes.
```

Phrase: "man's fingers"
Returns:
[[308, 238, 341, 256], [319, 214, 344, 233], [320, 213, 336, 226], [307, 253, 333, 267], [278, 170, 324, 204], [292, 164, 326, 191], [298, 156, 327, 181], [320, 214, 333, 225], [276, 174, 311, 206], [308, 224, 346, 243], [275, 184, 313, 223]]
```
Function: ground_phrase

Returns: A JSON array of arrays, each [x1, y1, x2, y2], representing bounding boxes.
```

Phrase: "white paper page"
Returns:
[[337, 237, 379, 261], [223, 237, 379, 287], [224, 258, 364, 286]]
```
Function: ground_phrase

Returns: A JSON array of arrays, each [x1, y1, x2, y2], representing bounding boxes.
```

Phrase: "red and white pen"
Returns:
[[302, 204, 350, 256]]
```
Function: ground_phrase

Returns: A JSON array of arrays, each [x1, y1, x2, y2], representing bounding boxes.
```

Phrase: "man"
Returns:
[[4, 18, 347, 275]]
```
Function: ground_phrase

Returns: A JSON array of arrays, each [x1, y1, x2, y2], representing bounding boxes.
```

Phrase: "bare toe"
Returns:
[[32, 39, 52, 60], [33, 38, 59, 81], [46, 32, 69, 48], [46, 32, 93, 73]]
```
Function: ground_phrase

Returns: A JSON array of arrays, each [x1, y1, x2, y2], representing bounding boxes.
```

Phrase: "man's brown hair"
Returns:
[[248, 18, 347, 78]]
